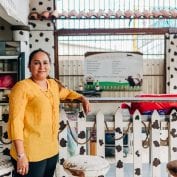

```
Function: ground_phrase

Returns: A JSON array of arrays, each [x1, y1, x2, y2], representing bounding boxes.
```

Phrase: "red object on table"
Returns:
[[121, 94, 177, 115]]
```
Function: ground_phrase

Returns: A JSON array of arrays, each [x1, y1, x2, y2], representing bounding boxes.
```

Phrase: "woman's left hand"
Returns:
[[17, 154, 29, 175], [80, 96, 91, 115]]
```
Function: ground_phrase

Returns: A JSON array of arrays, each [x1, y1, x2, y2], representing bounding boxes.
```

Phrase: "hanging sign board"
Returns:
[[84, 51, 143, 91]]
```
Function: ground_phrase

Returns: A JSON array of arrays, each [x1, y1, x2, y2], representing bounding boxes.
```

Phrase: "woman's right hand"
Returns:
[[17, 154, 29, 175]]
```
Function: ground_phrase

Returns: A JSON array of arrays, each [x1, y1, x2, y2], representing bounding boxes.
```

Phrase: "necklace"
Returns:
[[30, 77, 48, 91]]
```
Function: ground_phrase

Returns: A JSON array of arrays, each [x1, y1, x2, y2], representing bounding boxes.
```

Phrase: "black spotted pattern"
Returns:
[[152, 158, 161, 167], [78, 131, 85, 139], [135, 150, 140, 157], [80, 146, 85, 154], [135, 168, 141, 175], [99, 139, 104, 146], [60, 138, 67, 147], [115, 127, 122, 134], [115, 145, 122, 152], [60, 158, 65, 165], [117, 160, 123, 168], [78, 111, 85, 118], [59, 120, 66, 131], [170, 128, 177, 138], [153, 141, 160, 147], [172, 112, 177, 121], [151, 120, 159, 129]]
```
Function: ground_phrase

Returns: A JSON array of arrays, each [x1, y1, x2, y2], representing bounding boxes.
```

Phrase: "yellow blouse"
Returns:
[[8, 78, 82, 162]]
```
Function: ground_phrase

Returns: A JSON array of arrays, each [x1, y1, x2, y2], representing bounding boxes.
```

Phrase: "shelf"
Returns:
[[0, 56, 18, 60], [0, 71, 17, 74]]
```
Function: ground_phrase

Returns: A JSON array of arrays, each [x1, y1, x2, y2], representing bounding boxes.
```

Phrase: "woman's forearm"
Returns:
[[13, 139, 25, 157]]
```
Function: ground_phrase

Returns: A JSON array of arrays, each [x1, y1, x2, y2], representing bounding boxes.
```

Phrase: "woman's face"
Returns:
[[29, 51, 51, 80]]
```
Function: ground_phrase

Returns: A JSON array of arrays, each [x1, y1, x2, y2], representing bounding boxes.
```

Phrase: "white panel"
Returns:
[[0, 0, 29, 25], [169, 110, 177, 160], [29, 20, 54, 31], [96, 111, 105, 157], [151, 110, 161, 177], [30, 0, 53, 13], [58, 108, 68, 177], [115, 108, 124, 177], [133, 110, 142, 177], [77, 111, 87, 155]]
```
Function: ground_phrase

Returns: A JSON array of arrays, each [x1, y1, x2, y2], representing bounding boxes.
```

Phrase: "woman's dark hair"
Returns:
[[28, 49, 51, 66]]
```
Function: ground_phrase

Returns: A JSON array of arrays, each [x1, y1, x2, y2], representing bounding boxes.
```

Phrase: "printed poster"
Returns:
[[84, 51, 143, 91]]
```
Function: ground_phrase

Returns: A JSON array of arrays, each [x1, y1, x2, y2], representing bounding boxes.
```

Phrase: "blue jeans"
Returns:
[[12, 154, 58, 177]]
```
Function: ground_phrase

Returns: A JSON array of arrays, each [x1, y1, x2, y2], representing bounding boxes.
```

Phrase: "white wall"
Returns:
[[0, 0, 29, 25]]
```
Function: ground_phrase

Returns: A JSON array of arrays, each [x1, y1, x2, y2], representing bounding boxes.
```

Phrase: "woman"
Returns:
[[7, 49, 91, 177]]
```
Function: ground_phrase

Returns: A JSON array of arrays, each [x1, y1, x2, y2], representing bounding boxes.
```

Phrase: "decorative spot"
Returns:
[[29, 22, 36, 28], [78, 131, 85, 139], [175, 68, 177, 71], [167, 82, 170, 86], [170, 128, 177, 138], [135, 115, 140, 120], [115, 145, 122, 152], [174, 34, 177, 39], [3, 132, 8, 139], [80, 146, 85, 154], [59, 120, 66, 131], [171, 58, 174, 62], [171, 41, 174, 45], [29, 33, 32, 38], [35, 39, 39, 42], [174, 86, 177, 90], [19, 31, 24, 35], [152, 158, 161, 167], [168, 49, 171, 53], [98, 176, 104, 177], [99, 139, 104, 146], [45, 38, 49, 42], [115, 127, 122, 134], [78, 111, 85, 118], [172, 147, 177, 152], [2, 113, 8, 123], [39, 1, 43, 5], [60, 138, 67, 147], [60, 158, 65, 165], [135, 150, 140, 157], [29, 44, 32, 48], [47, 22, 51, 27], [39, 32, 44, 37], [172, 112, 177, 121], [174, 52, 177, 56], [153, 141, 160, 147], [135, 168, 141, 175], [47, 7, 52, 11], [25, 41, 28, 45], [3, 148, 10, 156], [167, 66, 170, 70], [117, 160, 123, 168], [171, 74, 174, 78], [151, 120, 159, 129]]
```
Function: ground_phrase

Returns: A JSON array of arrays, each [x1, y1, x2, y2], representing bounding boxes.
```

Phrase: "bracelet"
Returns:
[[17, 153, 25, 160]]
